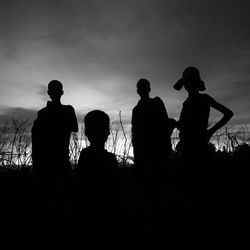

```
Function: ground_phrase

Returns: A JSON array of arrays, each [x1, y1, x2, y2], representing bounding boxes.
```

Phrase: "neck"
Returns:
[[51, 99, 61, 105], [141, 94, 150, 101], [188, 91, 199, 98]]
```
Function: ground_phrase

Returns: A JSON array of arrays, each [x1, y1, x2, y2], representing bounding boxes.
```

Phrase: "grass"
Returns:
[[0, 155, 248, 249]]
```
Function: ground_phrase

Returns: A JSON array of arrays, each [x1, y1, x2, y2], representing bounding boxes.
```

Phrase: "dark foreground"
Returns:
[[0, 159, 248, 250]]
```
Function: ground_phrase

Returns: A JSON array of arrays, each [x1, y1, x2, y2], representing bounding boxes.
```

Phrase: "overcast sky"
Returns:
[[0, 0, 250, 127]]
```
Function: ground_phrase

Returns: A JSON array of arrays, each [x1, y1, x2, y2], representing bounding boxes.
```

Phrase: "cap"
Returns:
[[173, 67, 206, 91]]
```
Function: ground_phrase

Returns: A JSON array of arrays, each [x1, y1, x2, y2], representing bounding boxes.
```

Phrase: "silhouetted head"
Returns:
[[47, 80, 64, 103], [84, 110, 110, 146], [136, 78, 151, 99], [174, 67, 206, 93]]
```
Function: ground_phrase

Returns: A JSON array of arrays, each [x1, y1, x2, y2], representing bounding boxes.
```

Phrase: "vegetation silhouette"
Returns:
[[73, 110, 122, 249], [31, 80, 78, 248]]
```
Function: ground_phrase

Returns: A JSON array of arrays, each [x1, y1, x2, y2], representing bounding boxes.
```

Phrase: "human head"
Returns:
[[47, 80, 64, 102], [136, 78, 151, 99], [84, 110, 110, 146], [174, 67, 206, 93]]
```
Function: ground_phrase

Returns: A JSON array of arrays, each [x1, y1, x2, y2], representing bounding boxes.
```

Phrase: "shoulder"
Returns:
[[104, 150, 116, 159], [36, 106, 49, 120], [135, 99, 143, 107], [153, 96, 165, 106], [132, 100, 141, 112], [37, 106, 47, 115], [62, 104, 75, 112], [61, 105, 77, 119], [65, 104, 75, 110], [78, 147, 91, 165], [107, 151, 117, 160], [79, 147, 91, 157], [32, 107, 49, 132], [105, 151, 118, 166], [154, 96, 164, 103]]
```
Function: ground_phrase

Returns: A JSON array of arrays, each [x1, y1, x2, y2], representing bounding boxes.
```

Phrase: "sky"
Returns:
[[0, 0, 250, 129]]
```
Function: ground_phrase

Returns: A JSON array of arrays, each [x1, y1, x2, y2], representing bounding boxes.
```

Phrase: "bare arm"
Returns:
[[207, 98, 234, 137]]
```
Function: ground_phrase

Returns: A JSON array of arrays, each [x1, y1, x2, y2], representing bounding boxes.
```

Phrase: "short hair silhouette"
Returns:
[[136, 78, 151, 98], [75, 110, 120, 248], [48, 80, 63, 91], [174, 66, 206, 91], [84, 110, 110, 144], [137, 78, 150, 89], [47, 80, 64, 101], [31, 79, 78, 247]]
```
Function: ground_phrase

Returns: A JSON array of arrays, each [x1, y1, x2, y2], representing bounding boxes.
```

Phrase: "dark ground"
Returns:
[[0, 158, 248, 249]]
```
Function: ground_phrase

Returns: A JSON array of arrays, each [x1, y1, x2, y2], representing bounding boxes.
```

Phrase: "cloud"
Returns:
[[0, 0, 250, 129], [0, 107, 38, 123], [38, 85, 48, 102]]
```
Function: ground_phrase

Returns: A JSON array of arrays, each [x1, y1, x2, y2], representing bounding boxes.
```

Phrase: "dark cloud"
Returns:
[[0, 107, 38, 123]]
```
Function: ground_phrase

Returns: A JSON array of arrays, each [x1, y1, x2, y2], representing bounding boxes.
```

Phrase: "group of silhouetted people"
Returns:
[[31, 66, 233, 249]]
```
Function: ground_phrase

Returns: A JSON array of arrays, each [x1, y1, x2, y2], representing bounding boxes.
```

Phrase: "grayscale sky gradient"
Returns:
[[0, 0, 250, 127]]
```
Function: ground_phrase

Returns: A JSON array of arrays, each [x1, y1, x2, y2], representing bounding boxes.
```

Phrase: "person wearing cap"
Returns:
[[174, 67, 233, 244], [32, 80, 78, 247], [174, 66, 233, 158]]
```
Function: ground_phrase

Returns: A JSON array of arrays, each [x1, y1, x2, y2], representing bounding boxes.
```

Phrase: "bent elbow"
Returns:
[[226, 110, 234, 121], [229, 110, 234, 119]]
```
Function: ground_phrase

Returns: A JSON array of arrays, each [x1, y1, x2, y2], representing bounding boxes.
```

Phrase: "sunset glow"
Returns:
[[0, 1, 250, 131]]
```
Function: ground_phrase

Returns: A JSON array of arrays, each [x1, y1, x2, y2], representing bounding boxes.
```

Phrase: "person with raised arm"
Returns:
[[173, 67, 233, 245], [174, 66, 233, 159]]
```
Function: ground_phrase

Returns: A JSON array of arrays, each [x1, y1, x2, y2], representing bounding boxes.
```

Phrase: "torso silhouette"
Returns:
[[75, 146, 120, 237], [74, 146, 121, 249], [178, 93, 214, 151], [132, 96, 172, 162], [32, 101, 78, 176], [76, 146, 119, 206]]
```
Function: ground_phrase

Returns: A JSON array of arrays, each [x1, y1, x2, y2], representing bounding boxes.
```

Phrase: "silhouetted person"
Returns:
[[31, 80, 78, 247], [74, 110, 121, 249], [173, 66, 233, 246], [174, 67, 233, 160], [132, 79, 175, 166], [131, 78, 176, 247]]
